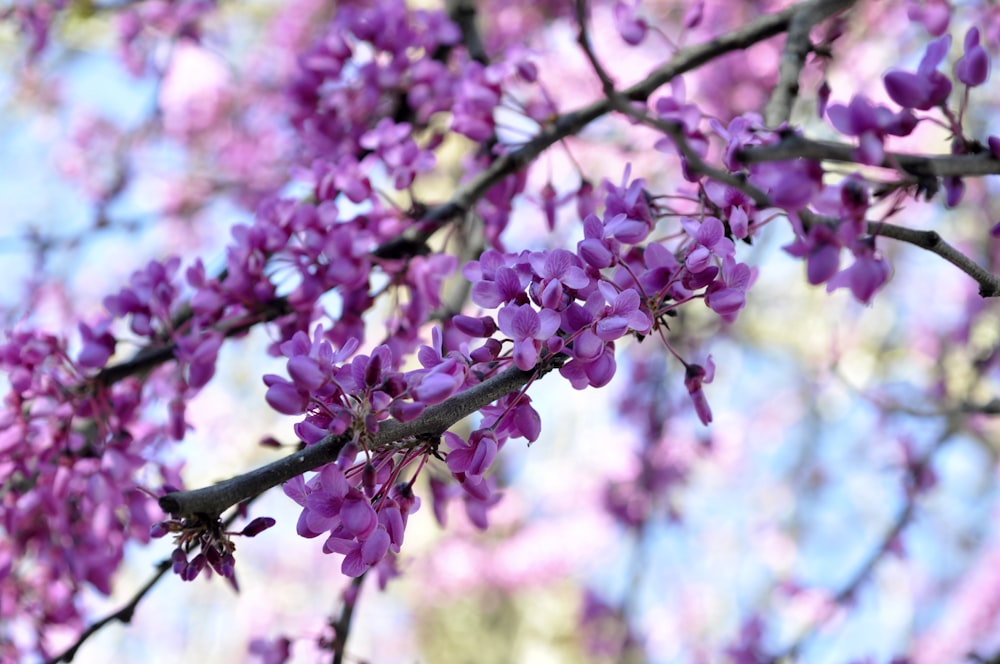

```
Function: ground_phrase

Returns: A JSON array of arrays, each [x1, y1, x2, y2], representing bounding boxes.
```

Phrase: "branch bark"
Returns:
[[868, 222, 1000, 297], [158, 363, 546, 517], [738, 134, 1000, 177], [764, 0, 857, 127]]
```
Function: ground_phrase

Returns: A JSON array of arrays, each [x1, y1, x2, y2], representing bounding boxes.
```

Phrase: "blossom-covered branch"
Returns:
[[159, 363, 547, 518]]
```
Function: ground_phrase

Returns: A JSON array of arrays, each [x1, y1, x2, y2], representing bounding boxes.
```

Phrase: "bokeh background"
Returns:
[[4, 1, 1000, 662]]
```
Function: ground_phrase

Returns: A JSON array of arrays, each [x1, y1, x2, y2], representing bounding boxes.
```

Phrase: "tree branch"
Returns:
[[158, 363, 547, 517], [768, 425, 950, 663], [764, 0, 857, 127], [46, 561, 171, 664], [738, 134, 1000, 178], [584, 93, 1000, 299], [868, 222, 1000, 297]]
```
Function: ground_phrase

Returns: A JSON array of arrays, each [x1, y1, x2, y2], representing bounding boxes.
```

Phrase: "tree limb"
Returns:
[[738, 134, 1000, 178], [764, 0, 857, 127], [591, 100, 1000, 298], [158, 363, 546, 518], [868, 222, 1000, 297], [45, 561, 172, 664]]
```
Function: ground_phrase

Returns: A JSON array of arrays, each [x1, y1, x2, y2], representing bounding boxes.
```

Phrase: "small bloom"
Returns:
[[613, 1, 647, 45], [684, 358, 715, 426], [826, 242, 890, 303], [884, 35, 952, 109], [956, 27, 990, 87], [497, 303, 561, 370]]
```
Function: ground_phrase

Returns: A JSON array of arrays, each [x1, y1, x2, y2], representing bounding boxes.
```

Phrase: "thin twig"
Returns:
[[446, 0, 488, 64], [572, 62, 1000, 300], [45, 560, 172, 664], [869, 222, 1000, 297], [769, 426, 951, 662], [330, 574, 366, 664], [47, 496, 265, 663]]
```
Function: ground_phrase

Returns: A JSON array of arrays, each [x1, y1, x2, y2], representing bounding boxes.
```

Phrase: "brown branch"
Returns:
[[738, 134, 1000, 178], [764, 0, 857, 127], [868, 222, 1000, 297], [159, 363, 548, 517], [446, 0, 488, 64], [616, 107, 1000, 297]]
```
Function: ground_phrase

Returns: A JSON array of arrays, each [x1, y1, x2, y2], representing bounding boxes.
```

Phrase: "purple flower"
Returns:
[[750, 159, 823, 211], [76, 319, 116, 369], [453, 314, 497, 338], [956, 27, 990, 87], [175, 330, 223, 390], [826, 241, 890, 303], [497, 303, 561, 370], [594, 282, 651, 341], [468, 252, 528, 308], [578, 213, 617, 269], [461, 477, 502, 530], [412, 360, 464, 405], [684, 357, 715, 425], [528, 249, 591, 310], [603, 165, 653, 243], [638, 241, 680, 295], [298, 465, 351, 537], [249, 637, 291, 664], [446, 429, 498, 479], [613, 1, 647, 45], [943, 176, 964, 208], [240, 517, 276, 538], [654, 79, 709, 164], [989, 136, 1000, 159], [784, 224, 842, 286], [681, 216, 735, 275], [263, 375, 309, 415], [906, 0, 951, 36], [884, 35, 952, 109], [559, 342, 617, 389], [451, 60, 501, 141], [683, 0, 704, 28], [705, 256, 753, 320], [826, 95, 917, 165], [360, 119, 436, 189], [340, 490, 378, 538]]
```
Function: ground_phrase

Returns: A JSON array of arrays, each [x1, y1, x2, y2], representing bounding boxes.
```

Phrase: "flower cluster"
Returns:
[[231, 159, 758, 575], [151, 514, 276, 588], [287, 1, 468, 166], [804, 24, 995, 302], [0, 328, 181, 657]]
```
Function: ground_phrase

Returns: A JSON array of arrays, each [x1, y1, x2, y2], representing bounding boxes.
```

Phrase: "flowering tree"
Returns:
[[4, 0, 1000, 661]]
